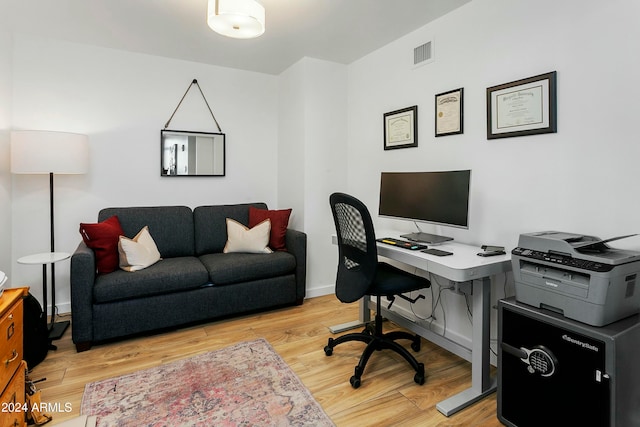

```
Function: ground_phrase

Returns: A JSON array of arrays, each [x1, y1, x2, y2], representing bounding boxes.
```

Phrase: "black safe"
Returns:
[[498, 297, 640, 427]]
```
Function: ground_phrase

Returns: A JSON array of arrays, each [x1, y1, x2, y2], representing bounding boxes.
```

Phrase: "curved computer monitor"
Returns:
[[378, 170, 471, 244]]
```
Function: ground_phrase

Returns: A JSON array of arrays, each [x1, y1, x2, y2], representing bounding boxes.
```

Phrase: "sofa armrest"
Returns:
[[70, 241, 96, 347], [285, 228, 307, 303]]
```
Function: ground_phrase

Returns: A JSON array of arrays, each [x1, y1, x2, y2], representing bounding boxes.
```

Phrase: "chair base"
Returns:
[[324, 310, 425, 388]]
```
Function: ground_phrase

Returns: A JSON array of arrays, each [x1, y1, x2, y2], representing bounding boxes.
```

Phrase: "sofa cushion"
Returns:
[[199, 252, 296, 286], [249, 206, 292, 251], [79, 215, 125, 275], [223, 218, 273, 254], [193, 203, 268, 256], [99, 206, 195, 258], [93, 257, 209, 303], [118, 226, 162, 272]]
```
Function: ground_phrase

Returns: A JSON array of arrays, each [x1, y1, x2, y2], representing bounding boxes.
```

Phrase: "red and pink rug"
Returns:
[[81, 339, 334, 426]]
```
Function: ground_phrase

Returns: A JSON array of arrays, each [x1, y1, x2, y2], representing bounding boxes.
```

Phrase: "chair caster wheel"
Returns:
[[350, 376, 361, 389], [414, 363, 425, 385], [324, 346, 333, 356]]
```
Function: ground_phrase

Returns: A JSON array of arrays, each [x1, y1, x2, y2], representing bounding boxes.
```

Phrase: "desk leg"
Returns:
[[436, 276, 497, 416], [329, 297, 372, 334]]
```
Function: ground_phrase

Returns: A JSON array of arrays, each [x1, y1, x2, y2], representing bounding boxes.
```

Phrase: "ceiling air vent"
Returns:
[[413, 41, 434, 68]]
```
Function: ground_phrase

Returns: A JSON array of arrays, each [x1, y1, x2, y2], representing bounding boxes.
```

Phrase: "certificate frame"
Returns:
[[383, 105, 418, 150], [486, 71, 557, 140], [435, 88, 464, 137]]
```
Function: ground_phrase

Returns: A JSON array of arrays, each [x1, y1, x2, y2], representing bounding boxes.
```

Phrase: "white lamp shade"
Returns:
[[208, 0, 265, 39], [11, 130, 89, 175]]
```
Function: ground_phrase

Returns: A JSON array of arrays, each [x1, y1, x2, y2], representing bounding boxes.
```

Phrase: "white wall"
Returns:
[[277, 61, 307, 230], [10, 35, 280, 311], [347, 0, 640, 352], [302, 59, 348, 297], [0, 23, 12, 280], [278, 57, 348, 297]]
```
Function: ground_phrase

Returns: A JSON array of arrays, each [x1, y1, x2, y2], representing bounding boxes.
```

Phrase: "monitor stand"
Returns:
[[401, 232, 453, 245]]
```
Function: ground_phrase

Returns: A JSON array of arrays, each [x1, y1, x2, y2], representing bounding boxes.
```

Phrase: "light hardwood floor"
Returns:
[[31, 295, 503, 426]]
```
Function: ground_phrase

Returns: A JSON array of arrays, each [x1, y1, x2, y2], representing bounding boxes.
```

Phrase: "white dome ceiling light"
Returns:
[[207, 0, 266, 39]]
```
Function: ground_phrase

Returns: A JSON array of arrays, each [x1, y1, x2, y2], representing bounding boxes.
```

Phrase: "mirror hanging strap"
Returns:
[[164, 79, 222, 132]]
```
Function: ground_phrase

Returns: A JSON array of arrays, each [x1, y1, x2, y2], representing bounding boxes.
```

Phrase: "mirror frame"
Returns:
[[161, 129, 226, 177]]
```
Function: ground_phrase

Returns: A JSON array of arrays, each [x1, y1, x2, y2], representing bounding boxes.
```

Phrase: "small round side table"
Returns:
[[18, 252, 71, 343]]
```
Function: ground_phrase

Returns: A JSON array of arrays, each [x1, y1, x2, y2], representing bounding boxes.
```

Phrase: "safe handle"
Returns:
[[501, 342, 527, 359]]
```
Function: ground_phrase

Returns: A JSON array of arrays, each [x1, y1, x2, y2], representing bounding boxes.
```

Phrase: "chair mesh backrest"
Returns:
[[334, 203, 366, 269], [330, 193, 378, 303]]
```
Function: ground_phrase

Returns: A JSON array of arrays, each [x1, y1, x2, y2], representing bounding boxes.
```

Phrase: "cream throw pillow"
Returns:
[[223, 218, 273, 254], [118, 226, 162, 271]]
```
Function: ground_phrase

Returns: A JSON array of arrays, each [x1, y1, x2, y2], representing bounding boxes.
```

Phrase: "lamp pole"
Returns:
[[49, 172, 56, 329]]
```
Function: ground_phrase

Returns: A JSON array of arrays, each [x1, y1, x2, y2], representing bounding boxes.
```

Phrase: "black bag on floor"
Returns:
[[23, 293, 49, 369]]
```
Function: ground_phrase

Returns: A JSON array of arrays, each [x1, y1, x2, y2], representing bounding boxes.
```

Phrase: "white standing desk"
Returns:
[[330, 234, 512, 416]]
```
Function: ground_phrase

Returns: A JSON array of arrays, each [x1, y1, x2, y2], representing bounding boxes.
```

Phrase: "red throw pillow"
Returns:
[[249, 207, 292, 251], [79, 215, 125, 274]]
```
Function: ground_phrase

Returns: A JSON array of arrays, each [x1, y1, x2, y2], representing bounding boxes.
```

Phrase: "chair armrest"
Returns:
[[70, 241, 96, 345], [285, 228, 307, 303]]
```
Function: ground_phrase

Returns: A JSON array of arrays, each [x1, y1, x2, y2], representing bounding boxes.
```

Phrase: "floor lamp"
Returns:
[[11, 130, 89, 340]]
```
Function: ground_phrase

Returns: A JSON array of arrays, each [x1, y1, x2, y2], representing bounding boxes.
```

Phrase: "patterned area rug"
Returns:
[[81, 339, 334, 426]]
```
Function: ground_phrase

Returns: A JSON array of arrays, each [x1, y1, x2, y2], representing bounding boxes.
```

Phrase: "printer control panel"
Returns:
[[512, 247, 613, 272]]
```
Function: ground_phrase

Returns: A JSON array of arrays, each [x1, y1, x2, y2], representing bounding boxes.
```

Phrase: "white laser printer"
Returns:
[[511, 231, 640, 326]]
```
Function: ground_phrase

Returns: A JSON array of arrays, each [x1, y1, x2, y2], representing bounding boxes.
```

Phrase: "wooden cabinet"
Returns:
[[0, 288, 28, 427], [0, 361, 26, 427]]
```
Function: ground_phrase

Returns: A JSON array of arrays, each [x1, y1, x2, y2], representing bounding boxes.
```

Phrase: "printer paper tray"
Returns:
[[520, 261, 590, 298]]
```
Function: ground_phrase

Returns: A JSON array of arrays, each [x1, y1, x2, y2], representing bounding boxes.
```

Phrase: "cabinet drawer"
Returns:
[[0, 360, 26, 427], [0, 301, 23, 391]]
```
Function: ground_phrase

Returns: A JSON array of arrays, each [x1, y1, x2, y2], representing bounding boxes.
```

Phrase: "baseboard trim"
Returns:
[[305, 284, 335, 299], [50, 302, 71, 316]]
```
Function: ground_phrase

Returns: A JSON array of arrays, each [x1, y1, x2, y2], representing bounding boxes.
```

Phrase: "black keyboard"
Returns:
[[377, 238, 428, 251]]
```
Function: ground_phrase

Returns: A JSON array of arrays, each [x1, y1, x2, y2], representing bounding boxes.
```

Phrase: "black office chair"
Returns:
[[325, 192, 431, 388]]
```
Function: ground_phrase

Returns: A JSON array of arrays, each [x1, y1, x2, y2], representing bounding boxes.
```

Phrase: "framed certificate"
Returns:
[[435, 88, 463, 137], [486, 71, 557, 139], [384, 106, 418, 150]]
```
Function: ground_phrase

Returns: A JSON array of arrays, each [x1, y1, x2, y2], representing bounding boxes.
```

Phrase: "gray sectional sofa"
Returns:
[[70, 203, 306, 352]]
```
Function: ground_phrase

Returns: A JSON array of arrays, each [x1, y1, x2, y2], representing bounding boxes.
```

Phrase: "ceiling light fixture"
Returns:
[[207, 0, 265, 39]]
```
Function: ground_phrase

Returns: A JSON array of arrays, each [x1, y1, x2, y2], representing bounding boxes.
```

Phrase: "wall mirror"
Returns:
[[161, 129, 225, 176]]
